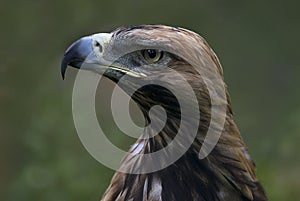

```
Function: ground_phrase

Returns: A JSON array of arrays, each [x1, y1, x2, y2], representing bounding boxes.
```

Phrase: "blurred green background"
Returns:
[[1, 0, 299, 200]]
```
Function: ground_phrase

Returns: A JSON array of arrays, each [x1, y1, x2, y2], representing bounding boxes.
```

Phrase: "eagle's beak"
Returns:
[[61, 33, 113, 79], [61, 33, 147, 80], [61, 36, 97, 79]]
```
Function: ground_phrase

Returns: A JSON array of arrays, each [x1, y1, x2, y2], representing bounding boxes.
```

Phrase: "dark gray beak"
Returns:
[[61, 33, 146, 80], [61, 36, 94, 79]]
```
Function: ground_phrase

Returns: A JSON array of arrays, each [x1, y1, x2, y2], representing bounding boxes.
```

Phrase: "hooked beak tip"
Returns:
[[60, 36, 93, 80]]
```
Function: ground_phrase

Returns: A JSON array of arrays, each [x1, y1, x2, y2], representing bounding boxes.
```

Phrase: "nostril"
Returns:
[[95, 41, 103, 52]]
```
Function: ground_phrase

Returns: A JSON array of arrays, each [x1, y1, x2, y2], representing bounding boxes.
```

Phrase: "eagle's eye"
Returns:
[[142, 49, 163, 63]]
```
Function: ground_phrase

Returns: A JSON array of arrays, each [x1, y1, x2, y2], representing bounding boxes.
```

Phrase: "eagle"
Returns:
[[61, 25, 268, 201]]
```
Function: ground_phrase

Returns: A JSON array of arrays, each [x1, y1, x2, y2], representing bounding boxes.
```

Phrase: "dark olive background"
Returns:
[[1, 0, 299, 200]]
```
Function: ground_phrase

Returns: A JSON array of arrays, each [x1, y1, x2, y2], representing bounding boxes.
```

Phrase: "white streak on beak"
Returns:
[[91, 33, 112, 61]]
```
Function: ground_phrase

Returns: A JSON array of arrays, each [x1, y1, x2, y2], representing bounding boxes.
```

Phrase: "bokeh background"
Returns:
[[1, 0, 299, 200]]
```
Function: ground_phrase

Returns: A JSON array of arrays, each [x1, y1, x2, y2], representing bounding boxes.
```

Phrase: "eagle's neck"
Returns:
[[101, 105, 224, 201], [101, 87, 267, 201]]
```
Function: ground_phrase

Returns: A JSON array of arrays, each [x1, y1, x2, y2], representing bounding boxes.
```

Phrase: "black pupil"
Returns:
[[147, 49, 157, 59]]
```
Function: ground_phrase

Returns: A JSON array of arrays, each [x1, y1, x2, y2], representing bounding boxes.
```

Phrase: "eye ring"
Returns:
[[142, 49, 163, 63]]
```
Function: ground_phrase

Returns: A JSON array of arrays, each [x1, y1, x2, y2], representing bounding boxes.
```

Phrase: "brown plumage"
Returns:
[[61, 25, 268, 201]]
